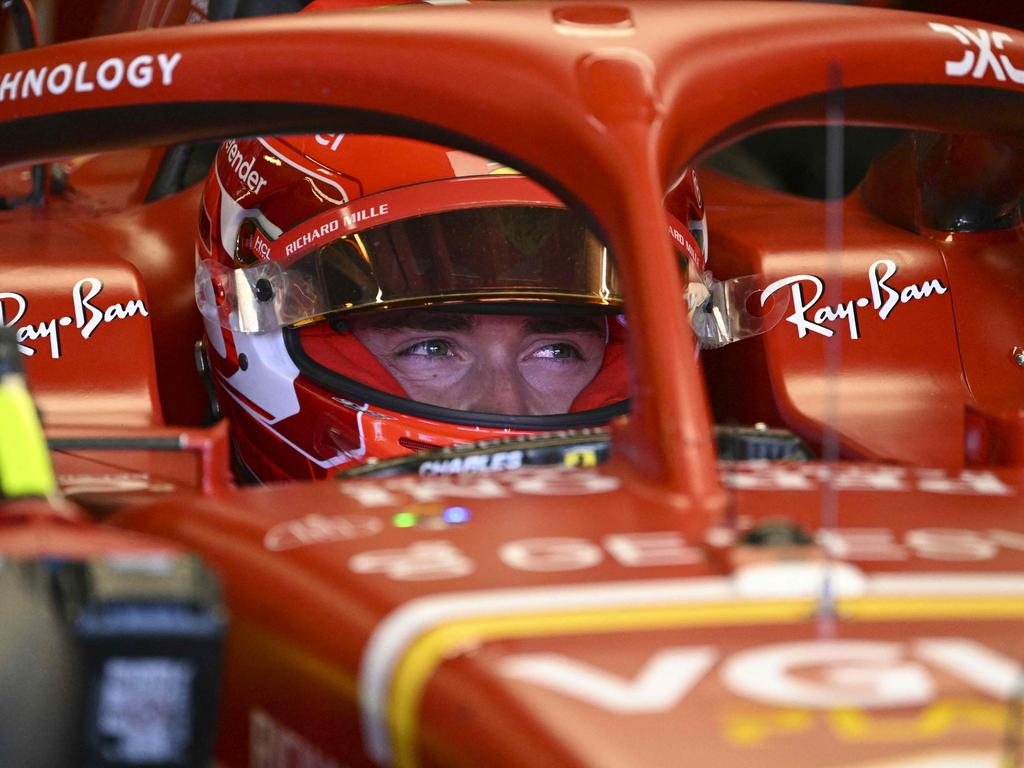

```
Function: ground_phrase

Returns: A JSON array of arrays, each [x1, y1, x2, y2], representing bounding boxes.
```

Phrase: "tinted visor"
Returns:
[[197, 205, 617, 334]]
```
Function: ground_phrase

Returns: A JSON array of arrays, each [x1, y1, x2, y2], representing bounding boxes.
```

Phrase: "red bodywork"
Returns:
[[2, 2, 1024, 766]]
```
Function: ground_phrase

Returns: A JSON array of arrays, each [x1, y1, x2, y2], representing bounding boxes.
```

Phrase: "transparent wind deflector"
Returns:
[[687, 271, 790, 349]]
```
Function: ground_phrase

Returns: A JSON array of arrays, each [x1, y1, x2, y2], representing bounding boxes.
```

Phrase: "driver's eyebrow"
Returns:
[[364, 311, 475, 332], [524, 316, 604, 335]]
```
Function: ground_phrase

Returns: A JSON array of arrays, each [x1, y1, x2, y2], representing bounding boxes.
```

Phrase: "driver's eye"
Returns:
[[403, 340, 452, 357], [535, 343, 581, 360]]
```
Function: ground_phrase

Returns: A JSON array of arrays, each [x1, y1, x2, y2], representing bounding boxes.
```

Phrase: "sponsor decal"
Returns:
[[669, 223, 700, 262], [499, 532, 702, 572], [723, 463, 1012, 496], [418, 450, 523, 476], [338, 464, 1010, 510], [930, 23, 1024, 83], [348, 528, 1024, 584], [350, 534, 702, 581], [338, 467, 620, 507], [250, 709, 343, 768], [359, 573, 1024, 767], [0, 53, 181, 102], [500, 638, 1020, 713], [725, 700, 1009, 748], [818, 527, 1023, 562], [224, 140, 269, 194], [0, 277, 149, 359], [58, 473, 174, 495], [350, 540, 476, 580], [284, 219, 340, 257], [281, 204, 390, 258], [341, 203, 388, 230], [314, 133, 346, 151], [667, 215, 705, 270], [760, 259, 948, 339], [250, 227, 272, 260], [263, 513, 383, 551]]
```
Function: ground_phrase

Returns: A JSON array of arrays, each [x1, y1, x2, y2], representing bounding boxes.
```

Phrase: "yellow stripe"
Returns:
[[841, 596, 1024, 620], [389, 595, 1024, 768]]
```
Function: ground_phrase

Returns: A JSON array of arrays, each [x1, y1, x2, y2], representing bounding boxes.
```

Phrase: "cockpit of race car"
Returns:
[[2, 1, 1024, 766]]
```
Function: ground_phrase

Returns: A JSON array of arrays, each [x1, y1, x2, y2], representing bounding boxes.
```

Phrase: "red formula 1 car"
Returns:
[[2, 1, 1024, 766]]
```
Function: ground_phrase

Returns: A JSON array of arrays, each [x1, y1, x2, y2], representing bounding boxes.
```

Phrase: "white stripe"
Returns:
[[358, 572, 1024, 764], [256, 137, 348, 204], [869, 572, 1024, 595], [849, 752, 997, 768], [218, 381, 366, 469]]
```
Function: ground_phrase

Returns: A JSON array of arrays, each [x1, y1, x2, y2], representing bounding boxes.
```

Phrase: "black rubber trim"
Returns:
[[47, 436, 185, 451], [284, 326, 629, 430], [338, 423, 813, 479], [338, 427, 611, 478]]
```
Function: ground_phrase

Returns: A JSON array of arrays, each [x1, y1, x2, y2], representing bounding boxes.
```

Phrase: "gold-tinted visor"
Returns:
[[197, 204, 618, 333]]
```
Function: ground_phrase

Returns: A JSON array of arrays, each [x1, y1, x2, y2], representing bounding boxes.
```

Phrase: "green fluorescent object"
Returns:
[[0, 331, 56, 498], [392, 512, 418, 528]]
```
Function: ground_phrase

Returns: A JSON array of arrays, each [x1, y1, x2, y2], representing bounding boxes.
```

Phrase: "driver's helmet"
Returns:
[[195, 133, 708, 481]]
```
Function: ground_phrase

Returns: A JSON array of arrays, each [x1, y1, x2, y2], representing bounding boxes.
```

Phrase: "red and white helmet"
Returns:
[[667, 166, 708, 272], [195, 132, 717, 481], [189, 0, 715, 483]]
